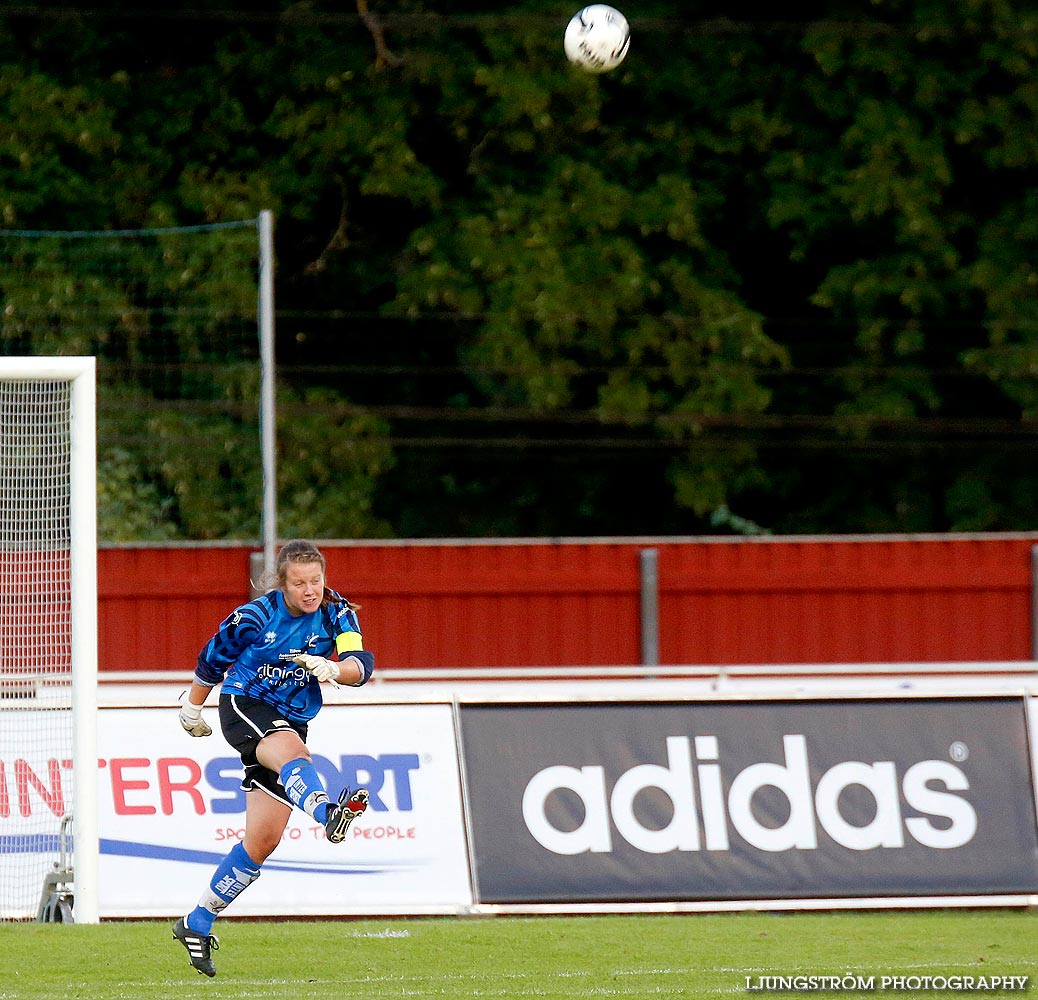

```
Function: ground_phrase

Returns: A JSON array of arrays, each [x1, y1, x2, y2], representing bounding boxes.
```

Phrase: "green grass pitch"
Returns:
[[3, 910, 1037, 999]]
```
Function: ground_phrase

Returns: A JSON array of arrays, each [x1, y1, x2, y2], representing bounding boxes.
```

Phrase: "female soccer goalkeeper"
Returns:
[[171, 539, 374, 977]]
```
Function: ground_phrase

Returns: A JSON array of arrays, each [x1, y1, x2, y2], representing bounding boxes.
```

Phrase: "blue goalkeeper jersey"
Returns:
[[194, 588, 374, 724]]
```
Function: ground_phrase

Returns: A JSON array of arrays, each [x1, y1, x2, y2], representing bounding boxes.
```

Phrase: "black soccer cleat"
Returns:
[[172, 916, 220, 977], [325, 786, 369, 843]]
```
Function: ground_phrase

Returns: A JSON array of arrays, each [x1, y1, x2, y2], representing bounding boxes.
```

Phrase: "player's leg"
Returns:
[[173, 789, 288, 977], [258, 728, 333, 821], [258, 728, 369, 841], [217, 694, 332, 824], [195, 792, 285, 925]]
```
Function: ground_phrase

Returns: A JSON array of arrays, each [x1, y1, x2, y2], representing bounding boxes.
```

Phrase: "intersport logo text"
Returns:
[[522, 735, 978, 855]]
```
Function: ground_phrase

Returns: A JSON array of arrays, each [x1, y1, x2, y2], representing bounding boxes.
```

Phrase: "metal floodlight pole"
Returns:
[[258, 210, 277, 580], [1031, 544, 1038, 664], [640, 547, 659, 670]]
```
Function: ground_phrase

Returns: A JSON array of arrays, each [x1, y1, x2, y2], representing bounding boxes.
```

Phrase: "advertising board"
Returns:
[[7, 692, 1038, 916], [3, 703, 473, 917], [459, 697, 1038, 902]]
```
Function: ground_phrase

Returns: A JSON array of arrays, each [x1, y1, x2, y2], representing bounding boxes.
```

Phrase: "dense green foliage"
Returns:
[[1, 1, 1036, 539], [4, 911, 1036, 998]]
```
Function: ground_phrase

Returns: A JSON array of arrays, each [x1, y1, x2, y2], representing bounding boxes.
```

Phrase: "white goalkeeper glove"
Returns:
[[178, 701, 212, 738], [293, 653, 340, 684]]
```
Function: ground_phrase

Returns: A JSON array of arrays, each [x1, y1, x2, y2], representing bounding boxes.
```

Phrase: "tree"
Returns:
[[1, 1, 1035, 538]]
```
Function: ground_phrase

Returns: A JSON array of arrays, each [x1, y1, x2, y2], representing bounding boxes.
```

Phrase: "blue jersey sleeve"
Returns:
[[195, 595, 272, 688], [327, 594, 375, 686]]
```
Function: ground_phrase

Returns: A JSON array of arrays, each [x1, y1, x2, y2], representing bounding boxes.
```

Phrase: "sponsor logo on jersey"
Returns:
[[257, 662, 308, 685]]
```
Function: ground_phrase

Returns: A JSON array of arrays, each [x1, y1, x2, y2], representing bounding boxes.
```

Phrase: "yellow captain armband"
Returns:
[[336, 630, 364, 654]]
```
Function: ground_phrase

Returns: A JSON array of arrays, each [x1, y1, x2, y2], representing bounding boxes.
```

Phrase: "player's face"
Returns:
[[281, 560, 325, 616]]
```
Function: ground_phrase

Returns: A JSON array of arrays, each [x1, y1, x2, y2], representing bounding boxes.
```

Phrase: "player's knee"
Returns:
[[257, 730, 309, 769], [243, 835, 279, 864]]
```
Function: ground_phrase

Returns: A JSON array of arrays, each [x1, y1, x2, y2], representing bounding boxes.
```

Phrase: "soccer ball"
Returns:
[[564, 5, 631, 74]]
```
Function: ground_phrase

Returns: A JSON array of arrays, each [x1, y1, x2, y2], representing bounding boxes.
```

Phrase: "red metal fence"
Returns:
[[97, 534, 1038, 673]]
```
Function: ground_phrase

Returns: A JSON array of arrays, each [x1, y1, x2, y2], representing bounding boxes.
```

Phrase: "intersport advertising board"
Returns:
[[89, 703, 472, 916], [459, 697, 1038, 902]]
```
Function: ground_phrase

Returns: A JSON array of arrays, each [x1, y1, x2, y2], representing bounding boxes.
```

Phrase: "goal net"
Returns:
[[0, 358, 98, 922]]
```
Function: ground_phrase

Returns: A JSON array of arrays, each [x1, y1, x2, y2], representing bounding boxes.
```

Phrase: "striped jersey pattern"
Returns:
[[194, 588, 373, 723]]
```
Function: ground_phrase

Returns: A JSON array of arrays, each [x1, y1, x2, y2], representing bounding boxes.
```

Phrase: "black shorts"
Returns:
[[219, 693, 309, 805]]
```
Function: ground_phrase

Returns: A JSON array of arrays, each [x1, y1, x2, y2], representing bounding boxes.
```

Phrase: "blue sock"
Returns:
[[280, 757, 331, 822], [187, 842, 261, 935]]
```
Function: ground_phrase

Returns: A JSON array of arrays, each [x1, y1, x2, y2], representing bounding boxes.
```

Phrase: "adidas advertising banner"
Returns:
[[459, 697, 1038, 903], [83, 703, 472, 916]]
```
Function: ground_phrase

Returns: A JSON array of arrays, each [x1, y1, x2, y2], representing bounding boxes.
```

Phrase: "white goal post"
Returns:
[[0, 356, 98, 923]]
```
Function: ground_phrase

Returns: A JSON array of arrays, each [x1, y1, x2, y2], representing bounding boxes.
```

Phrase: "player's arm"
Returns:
[[332, 631, 373, 685], [178, 679, 215, 737], [179, 599, 264, 736], [293, 647, 374, 686], [332, 604, 374, 686], [294, 602, 375, 686], [194, 599, 266, 685], [334, 650, 374, 686]]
